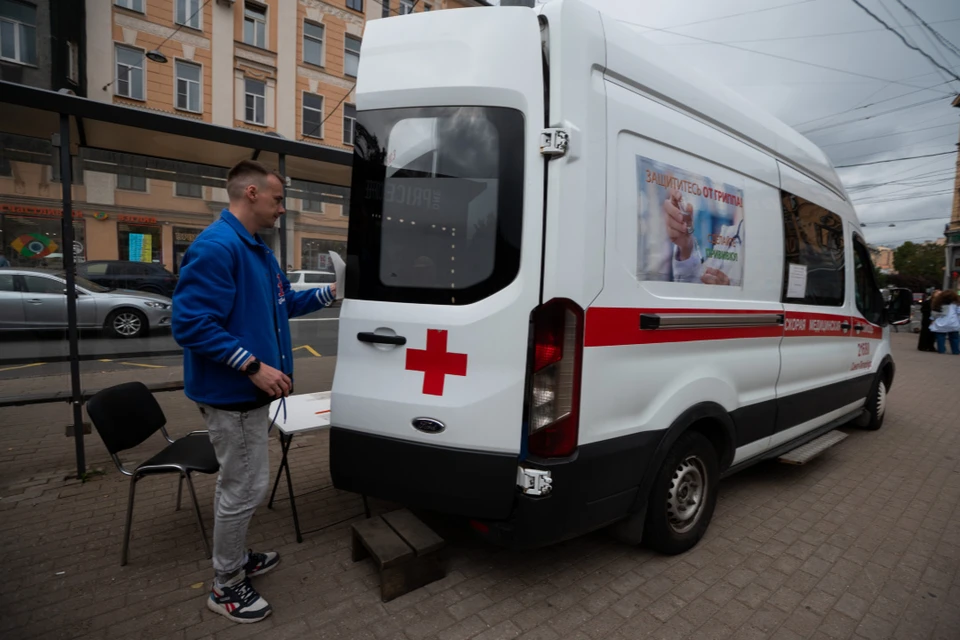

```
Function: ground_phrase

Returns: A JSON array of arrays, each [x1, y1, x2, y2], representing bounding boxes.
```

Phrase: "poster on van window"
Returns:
[[636, 155, 745, 287]]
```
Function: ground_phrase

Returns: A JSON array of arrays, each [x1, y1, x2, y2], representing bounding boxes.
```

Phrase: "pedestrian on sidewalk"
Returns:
[[172, 159, 338, 624], [917, 288, 938, 352], [929, 290, 960, 355]]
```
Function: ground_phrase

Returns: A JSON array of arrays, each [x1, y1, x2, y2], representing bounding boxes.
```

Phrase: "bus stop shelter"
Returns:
[[0, 80, 353, 477]]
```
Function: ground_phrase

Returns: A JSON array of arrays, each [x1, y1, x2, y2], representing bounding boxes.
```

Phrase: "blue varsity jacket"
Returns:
[[172, 210, 335, 407]]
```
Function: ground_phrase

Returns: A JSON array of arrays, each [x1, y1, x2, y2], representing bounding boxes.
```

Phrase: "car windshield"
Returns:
[[56, 272, 110, 293]]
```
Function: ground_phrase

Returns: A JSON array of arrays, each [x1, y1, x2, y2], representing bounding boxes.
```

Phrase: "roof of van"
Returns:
[[542, 0, 848, 200]]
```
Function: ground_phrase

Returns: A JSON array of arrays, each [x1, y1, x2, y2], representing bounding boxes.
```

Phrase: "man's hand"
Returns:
[[242, 358, 291, 398], [664, 187, 694, 261], [701, 267, 730, 286]]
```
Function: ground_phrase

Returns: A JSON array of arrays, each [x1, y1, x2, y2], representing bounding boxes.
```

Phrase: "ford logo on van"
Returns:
[[412, 418, 445, 434]]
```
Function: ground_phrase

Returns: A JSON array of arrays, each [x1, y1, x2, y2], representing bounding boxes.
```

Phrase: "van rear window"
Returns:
[[345, 106, 525, 305]]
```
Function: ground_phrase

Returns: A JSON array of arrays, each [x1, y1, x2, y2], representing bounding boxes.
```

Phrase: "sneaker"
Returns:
[[207, 574, 272, 624], [243, 549, 280, 577]]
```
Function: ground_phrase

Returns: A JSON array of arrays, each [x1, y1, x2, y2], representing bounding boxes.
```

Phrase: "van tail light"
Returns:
[[526, 299, 583, 458]]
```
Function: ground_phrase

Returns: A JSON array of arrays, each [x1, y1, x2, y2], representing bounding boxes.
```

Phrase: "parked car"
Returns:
[[0, 268, 172, 338], [287, 269, 337, 291], [287, 269, 340, 306], [78, 260, 178, 298]]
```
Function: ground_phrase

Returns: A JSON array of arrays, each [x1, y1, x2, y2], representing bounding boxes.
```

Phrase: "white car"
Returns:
[[287, 270, 336, 292]]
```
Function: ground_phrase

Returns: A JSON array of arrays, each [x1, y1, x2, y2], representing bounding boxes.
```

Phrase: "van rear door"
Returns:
[[330, 9, 546, 466]]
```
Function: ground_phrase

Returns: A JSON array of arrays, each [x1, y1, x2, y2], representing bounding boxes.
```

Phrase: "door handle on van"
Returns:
[[853, 325, 865, 333], [357, 332, 407, 346], [840, 322, 852, 332]]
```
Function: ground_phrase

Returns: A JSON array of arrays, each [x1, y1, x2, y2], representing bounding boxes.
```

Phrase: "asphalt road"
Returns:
[[0, 306, 340, 379]]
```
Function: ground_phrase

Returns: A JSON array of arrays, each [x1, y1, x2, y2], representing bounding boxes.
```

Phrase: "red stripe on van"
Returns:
[[584, 308, 783, 347], [584, 308, 872, 347]]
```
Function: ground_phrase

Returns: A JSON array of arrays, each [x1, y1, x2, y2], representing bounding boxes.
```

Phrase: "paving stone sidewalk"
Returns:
[[1, 333, 958, 640]]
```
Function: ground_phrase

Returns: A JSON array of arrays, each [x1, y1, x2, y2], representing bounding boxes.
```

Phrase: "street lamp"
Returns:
[[145, 50, 168, 64]]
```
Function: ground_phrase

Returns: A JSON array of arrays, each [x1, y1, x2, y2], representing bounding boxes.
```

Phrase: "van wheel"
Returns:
[[644, 431, 718, 555], [856, 376, 887, 431]]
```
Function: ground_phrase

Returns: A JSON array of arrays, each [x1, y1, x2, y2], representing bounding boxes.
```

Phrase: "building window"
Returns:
[[67, 41, 79, 85], [243, 3, 266, 49], [302, 199, 323, 212], [399, 0, 414, 15], [117, 174, 147, 191], [343, 103, 357, 146], [781, 191, 845, 307], [303, 21, 324, 66], [115, 45, 145, 100], [0, 0, 37, 65], [176, 182, 203, 198], [344, 35, 361, 78], [176, 0, 201, 30], [115, 0, 144, 12], [381, 0, 390, 18], [175, 60, 202, 113], [346, 0, 363, 12], [244, 78, 266, 125], [303, 92, 323, 139], [424, 3, 432, 11]]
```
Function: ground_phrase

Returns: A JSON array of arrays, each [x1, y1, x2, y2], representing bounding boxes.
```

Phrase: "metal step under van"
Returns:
[[778, 430, 849, 465]]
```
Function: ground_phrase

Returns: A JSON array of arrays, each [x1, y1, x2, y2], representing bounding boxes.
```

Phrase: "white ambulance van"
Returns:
[[329, 0, 913, 554]]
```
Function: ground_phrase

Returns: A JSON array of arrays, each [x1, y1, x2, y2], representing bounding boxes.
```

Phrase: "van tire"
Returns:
[[856, 376, 887, 431], [643, 430, 719, 555]]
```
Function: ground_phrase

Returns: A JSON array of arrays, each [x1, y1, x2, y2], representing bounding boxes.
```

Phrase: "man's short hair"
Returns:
[[226, 159, 284, 200]]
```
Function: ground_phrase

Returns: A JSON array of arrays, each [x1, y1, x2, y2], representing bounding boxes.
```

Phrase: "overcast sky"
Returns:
[[515, 0, 960, 248]]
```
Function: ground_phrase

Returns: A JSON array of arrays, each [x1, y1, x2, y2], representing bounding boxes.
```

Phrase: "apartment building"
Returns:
[[0, 0, 489, 273]]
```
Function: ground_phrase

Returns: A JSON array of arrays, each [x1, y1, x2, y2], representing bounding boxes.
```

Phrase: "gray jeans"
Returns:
[[198, 403, 271, 585]]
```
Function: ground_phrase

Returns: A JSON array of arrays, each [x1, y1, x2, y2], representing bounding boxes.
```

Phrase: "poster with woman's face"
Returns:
[[636, 155, 745, 287]]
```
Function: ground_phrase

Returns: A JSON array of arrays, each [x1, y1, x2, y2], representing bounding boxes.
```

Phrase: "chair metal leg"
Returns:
[[185, 472, 211, 559], [176, 475, 183, 511], [121, 474, 139, 566]]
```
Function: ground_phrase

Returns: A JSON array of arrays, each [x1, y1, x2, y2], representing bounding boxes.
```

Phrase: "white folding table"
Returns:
[[266, 391, 334, 543]]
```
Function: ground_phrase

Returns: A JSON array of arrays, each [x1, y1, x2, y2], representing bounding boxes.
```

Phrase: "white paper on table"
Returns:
[[329, 250, 345, 300], [786, 263, 807, 299]]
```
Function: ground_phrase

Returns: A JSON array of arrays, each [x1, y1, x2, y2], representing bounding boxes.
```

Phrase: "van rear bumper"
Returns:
[[330, 426, 666, 549], [329, 427, 520, 520]]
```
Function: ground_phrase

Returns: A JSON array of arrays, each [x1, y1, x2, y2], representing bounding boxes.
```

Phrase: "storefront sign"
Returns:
[[118, 214, 157, 224], [0, 204, 84, 219], [175, 231, 200, 242], [94, 212, 109, 220]]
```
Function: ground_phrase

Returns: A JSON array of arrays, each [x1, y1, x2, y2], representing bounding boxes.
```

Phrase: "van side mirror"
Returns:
[[885, 287, 912, 325]]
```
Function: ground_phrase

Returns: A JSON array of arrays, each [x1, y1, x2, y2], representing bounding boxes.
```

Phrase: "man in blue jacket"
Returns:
[[173, 159, 336, 623]]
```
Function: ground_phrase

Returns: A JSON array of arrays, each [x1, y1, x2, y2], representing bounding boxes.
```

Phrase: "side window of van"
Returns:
[[780, 191, 845, 306], [852, 235, 884, 325]]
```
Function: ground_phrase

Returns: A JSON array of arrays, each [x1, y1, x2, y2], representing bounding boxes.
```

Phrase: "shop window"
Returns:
[[0, 213, 85, 268], [344, 35, 360, 78], [303, 21, 324, 66], [301, 237, 346, 271], [0, 0, 37, 65], [173, 227, 201, 274], [176, 182, 202, 198], [781, 191, 845, 307], [119, 223, 162, 263]]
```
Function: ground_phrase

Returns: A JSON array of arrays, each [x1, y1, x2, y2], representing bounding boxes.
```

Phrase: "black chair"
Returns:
[[86, 381, 219, 565]]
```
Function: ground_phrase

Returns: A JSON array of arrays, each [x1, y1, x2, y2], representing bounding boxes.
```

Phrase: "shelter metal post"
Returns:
[[59, 113, 86, 478], [279, 153, 288, 273]]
